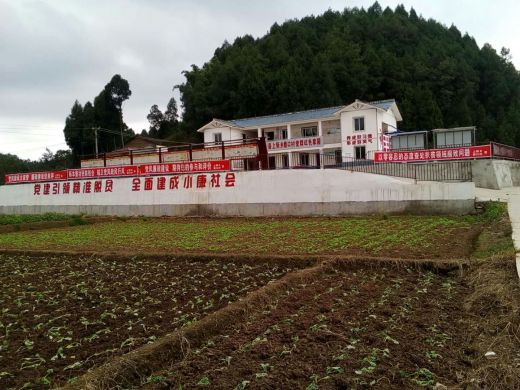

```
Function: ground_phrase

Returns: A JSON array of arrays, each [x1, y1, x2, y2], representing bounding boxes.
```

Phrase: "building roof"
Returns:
[[200, 99, 399, 131], [226, 105, 344, 128], [369, 99, 398, 111], [431, 126, 476, 133], [389, 130, 429, 136]]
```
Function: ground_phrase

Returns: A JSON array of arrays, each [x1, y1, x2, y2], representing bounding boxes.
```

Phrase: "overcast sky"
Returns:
[[1, 0, 519, 159]]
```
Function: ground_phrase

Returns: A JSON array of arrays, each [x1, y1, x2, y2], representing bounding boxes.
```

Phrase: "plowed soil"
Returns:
[[142, 265, 471, 389], [0, 255, 301, 389]]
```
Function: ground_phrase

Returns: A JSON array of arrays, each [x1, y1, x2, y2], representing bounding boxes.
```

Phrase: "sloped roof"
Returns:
[[226, 105, 344, 128], [369, 99, 396, 111], [198, 99, 399, 131]]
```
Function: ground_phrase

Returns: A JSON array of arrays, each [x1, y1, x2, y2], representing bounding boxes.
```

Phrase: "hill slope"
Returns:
[[177, 3, 520, 146]]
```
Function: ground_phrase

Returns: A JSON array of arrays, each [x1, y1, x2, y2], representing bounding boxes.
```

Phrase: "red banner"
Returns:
[[4, 160, 231, 184], [68, 165, 139, 179], [267, 137, 322, 151], [139, 160, 230, 175], [5, 170, 67, 184], [374, 145, 491, 163]]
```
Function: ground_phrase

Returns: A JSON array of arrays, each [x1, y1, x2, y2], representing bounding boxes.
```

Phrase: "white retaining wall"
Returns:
[[472, 159, 520, 189], [0, 170, 475, 216]]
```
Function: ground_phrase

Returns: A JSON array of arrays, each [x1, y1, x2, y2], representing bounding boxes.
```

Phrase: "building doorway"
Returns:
[[268, 156, 276, 169], [355, 146, 366, 160]]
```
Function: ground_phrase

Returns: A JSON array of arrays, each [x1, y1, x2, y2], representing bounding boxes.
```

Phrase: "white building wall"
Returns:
[[203, 127, 245, 143], [340, 108, 399, 160], [340, 109, 378, 159]]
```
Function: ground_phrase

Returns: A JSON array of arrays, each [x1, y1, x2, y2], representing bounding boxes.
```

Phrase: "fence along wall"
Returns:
[[0, 170, 475, 216]]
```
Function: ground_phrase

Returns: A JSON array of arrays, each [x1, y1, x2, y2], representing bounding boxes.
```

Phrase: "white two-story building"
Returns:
[[197, 99, 402, 168]]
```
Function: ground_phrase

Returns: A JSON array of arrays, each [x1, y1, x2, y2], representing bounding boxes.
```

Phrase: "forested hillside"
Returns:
[[178, 2, 520, 146]]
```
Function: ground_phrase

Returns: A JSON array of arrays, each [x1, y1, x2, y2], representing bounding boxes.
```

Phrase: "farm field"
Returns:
[[141, 264, 471, 389], [0, 203, 517, 389], [0, 215, 485, 259], [0, 255, 301, 389]]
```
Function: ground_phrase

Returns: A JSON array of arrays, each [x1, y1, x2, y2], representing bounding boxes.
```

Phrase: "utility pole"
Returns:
[[94, 127, 99, 158], [120, 102, 125, 148]]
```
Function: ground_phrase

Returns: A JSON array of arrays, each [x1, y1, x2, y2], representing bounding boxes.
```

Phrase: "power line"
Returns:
[[0, 131, 59, 136], [1, 142, 69, 153]]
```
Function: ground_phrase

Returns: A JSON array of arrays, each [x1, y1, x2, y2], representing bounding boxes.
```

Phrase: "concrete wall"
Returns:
[[0, 170, 475, 216], [472, 159, 520, 189]]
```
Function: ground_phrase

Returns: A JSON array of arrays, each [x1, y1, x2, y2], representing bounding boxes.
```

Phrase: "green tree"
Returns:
[[63, 75, 134, 164], [147, 104, 164, 137], [175, 3, 520, 146]]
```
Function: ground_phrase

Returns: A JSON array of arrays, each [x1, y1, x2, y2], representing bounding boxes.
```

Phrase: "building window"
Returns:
[[354, 117, 365, 131], [355, 146, 366, 160], [302, 126, 318, 137], [382, 122, 389, 133], [214, 133, 222, 143], [280, 129, 288, 140], [327, 127, 340, 135], [300, 153, 310, 166], [266, 131, 275, 141]]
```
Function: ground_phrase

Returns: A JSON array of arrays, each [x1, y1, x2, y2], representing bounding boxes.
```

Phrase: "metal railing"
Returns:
[[265, 152, 473, 181], [80, 137, 266, 168], [491, 142, 520, 161]]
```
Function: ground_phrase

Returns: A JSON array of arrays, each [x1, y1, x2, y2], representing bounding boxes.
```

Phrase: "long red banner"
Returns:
[[5, 159, 231, 184], [374, 145, 491, 163]]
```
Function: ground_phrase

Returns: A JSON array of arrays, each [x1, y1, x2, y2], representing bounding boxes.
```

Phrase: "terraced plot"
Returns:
[[0, 255, 301, 389], [0, 215, 483, 258], [141, 264, 470, 389]]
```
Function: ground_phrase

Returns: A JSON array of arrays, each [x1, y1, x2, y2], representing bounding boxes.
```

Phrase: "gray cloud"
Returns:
[[1, 0, 518, 159]]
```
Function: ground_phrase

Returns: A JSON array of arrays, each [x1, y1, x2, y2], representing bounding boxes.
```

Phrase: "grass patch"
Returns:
[[0, 213, 74, 225], [471, 202, 515, 259]]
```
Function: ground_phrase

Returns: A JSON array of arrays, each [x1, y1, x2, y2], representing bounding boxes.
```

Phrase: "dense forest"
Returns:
[[178, 2, 520, 147]]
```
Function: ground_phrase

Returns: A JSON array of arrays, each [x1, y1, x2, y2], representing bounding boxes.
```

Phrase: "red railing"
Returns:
[[491, 142, 520, 161], [81, 137, 265, 167]]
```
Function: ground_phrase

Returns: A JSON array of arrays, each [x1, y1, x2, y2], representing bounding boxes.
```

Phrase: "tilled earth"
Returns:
[[142, 265, 471, 389], [0, 255, 302, 389]]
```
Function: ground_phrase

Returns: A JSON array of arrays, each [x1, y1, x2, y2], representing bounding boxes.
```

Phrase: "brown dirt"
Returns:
[[130, 262, 473, 389], [0, 254, 302, 389]]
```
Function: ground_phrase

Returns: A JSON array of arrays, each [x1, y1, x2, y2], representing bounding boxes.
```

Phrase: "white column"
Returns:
[[257, 128, 262, 137], [287, 124, 293, 168], [318, 121, 324, 168]]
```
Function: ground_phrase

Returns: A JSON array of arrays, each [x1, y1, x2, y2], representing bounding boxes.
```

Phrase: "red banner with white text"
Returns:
[[374, 145, 491, 163], [4, 160, 231, 184], [5, 170, 68, 184]]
